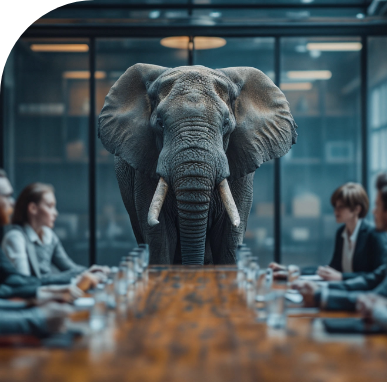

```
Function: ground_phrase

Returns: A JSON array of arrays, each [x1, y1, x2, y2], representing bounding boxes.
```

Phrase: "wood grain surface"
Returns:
[[0, 265, 387, 382]]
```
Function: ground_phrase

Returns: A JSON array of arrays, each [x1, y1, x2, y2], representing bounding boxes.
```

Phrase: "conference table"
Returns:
[[0, 265, 387, 382]]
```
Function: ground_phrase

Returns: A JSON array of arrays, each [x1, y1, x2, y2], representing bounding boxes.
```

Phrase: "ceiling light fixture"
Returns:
[[160, 36, 226, 50], [31, 44, 89, 52], [287, 70, 332, 80], [280, 82, 313, 91], [62, 71, 106, 79], [306, 42, 362, 51]]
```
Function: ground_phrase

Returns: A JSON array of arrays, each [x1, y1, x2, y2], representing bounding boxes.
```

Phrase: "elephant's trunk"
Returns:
[[173, 160, 213, 265]]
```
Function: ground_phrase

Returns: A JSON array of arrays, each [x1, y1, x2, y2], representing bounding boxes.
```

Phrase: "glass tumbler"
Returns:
[[256, 268, 273, 302], [265, 291, 287, 329], [139, 244, 150, 269], [287, 265, 300, 288], [115, 262, 128, 297], [89, 284, 108, 332]]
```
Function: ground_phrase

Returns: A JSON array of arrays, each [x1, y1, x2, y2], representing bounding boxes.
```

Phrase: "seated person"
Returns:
[[0, 169, 111, 336], [292, 173, 387, 311], [270, 182, 387, 281], [0, 170, 104, 299], [2, 182, 109, 281]]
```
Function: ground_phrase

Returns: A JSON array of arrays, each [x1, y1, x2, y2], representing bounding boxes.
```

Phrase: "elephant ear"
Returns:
[[219, 67, 297, 181], [98, 63, 169, 178]]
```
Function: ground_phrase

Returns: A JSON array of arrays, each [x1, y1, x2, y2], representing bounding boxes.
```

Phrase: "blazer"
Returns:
[[0, 248, 80, 299], [329, 220, 387, 280], [2, 225, 86, 278], [318, 264, 387, 311], [0, 305, 48, 336]]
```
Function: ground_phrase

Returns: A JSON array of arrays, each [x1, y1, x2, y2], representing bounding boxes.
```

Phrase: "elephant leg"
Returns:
[[114, 155, 143, 244], [115, 155, 178, 264], [133, 170, 178, 265], [208, 172, 254, 265]]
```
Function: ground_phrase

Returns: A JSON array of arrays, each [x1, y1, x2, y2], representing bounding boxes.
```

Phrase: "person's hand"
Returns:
[[269, 262, 286, 272], [291, 280, 319, 307], [317, 266, 343, 281], [268, 262, 288, 280], [356, 294, 387, 318], [76, 272, 99, 291], [88, 265, 110, 275], [37, 285, 84, 303], [39, 302, 73, 334]]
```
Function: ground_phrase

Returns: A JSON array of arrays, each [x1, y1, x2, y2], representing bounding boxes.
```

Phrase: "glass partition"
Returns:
[[95, 38, 188, 266], [280, 37, 362, 267], [196, 38, 275, 266], [2, 38, 90, 266], [368, 37, 387, 214]]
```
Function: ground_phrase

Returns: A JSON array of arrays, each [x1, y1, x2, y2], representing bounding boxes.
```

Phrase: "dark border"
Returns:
[[89, 37, 97, 265], [361, 35, 368, 192], [274, 37, 281, 264]]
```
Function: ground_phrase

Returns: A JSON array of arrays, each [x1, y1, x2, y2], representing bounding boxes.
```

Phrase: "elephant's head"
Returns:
[[98, 63, 297, 265]]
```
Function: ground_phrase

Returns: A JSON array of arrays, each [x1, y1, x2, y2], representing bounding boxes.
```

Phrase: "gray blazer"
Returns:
[[2, 225, 86, 281]]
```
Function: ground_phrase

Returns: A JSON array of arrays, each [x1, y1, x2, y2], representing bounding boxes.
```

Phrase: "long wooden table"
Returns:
[[0, 265, 387, 382]]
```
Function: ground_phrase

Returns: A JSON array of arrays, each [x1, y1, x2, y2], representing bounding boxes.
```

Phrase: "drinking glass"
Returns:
[[122, 256, 136, 285], [246, 259, 259, 284], [89, 284, 108, 332], [115, 262, 128, 296], [139, 244, 150, 269], [287, 265, 300, 287], [256, 268, 273, 302], [265, 291, 287, 329]]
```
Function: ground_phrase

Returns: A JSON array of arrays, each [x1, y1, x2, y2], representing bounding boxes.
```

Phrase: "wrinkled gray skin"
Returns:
[[98, 64, 297, 265]]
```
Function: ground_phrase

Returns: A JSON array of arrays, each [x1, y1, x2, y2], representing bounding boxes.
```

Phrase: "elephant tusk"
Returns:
[[148, 177, 169, 227], [218, 179, 241, 228]]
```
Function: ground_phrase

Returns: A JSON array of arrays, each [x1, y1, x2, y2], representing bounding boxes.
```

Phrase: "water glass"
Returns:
[[256, 268, 273, 302], [115, 262, 128, 296], [105, 279, 116, 309], [287, 265, 300, 287], [236, 245, 249, 270], [89, 284, 108, 332], [265, 291, 287, 329], [246, 259, 259, 284], [122, 256, 136, 285], [130, 251, 143, 276], [139, 244, 150, 268]]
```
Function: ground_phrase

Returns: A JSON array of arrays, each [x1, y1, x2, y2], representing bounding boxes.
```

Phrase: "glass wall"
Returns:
[[3, 39, 90, 266], [2, 34, 382, 268], [95, 38, 188, 266], [280, 37, 362, 267], [195, 38, 275, 266], [368, 37, 387, 212]]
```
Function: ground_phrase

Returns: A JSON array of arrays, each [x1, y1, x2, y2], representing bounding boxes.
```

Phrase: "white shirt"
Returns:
[[341, 219, 362, 273]]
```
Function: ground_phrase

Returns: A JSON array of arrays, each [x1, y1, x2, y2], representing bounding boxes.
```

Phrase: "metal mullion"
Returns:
[[188, 36, 194, 66], [361, 35, 368, 192], [88, 37, 96, 266], [274, 37, 281, 264]]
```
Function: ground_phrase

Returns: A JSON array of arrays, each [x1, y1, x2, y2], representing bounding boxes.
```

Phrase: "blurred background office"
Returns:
[[1, 0, 386, 268]]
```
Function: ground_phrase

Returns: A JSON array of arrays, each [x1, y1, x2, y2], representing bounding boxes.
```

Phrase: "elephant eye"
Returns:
[[156, 117, 164, 129]]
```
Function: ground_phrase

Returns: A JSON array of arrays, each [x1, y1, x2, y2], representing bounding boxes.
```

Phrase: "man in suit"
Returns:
[[293, 173, 387, 311]]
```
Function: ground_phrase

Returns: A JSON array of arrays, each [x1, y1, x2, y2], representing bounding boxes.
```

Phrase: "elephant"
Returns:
[[98, 64, 297, 265]]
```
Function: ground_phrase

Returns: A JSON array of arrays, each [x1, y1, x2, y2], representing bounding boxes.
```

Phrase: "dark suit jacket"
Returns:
[[320, 264, 387, 311], [0, 248, 82, 299], [0, 304, 48, 336], [328, 220, 387, 280]]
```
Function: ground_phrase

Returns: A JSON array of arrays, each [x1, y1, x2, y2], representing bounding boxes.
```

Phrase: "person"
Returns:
[[292, 173, 387, 311], [2, 182, 109, 281], [269, 182, 387, 281], [0, 169, 103, 335]]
